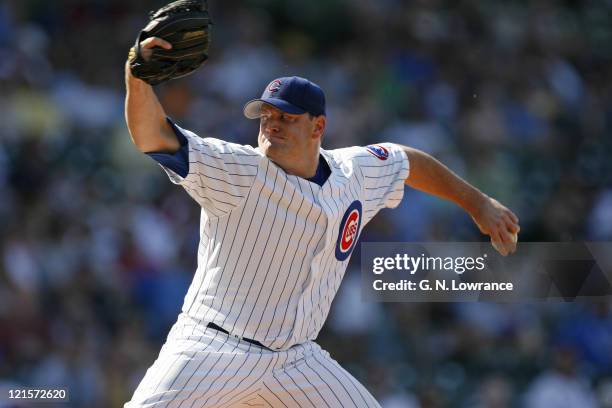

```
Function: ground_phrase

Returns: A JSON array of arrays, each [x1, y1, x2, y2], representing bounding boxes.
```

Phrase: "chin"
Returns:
[[263, 146, 282, 161], [261, 140, 284, 157]]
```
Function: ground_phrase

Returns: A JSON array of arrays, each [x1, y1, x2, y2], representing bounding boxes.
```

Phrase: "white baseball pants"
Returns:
[[125, 315, 380, 408]]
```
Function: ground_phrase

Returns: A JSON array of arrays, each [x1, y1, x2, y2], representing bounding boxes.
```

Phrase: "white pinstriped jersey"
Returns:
[[158, 122, 409, 351]]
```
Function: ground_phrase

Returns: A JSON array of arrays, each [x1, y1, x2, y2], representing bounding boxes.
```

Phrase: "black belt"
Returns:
[[206, 322, 271, 350]]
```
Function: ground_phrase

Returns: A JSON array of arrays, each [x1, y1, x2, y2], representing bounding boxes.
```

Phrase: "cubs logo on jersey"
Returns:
[[335, 200, 362, 261], [365, 144, 389, 160]]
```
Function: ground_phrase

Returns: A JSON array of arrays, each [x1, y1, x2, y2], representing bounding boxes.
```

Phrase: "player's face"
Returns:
[[257, 105, 323, 164]]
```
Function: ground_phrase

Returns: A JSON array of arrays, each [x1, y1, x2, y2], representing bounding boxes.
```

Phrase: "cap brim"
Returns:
[[243, 98, 306, 119]]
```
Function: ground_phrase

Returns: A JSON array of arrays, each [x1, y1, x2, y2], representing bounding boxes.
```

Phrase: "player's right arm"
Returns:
[[124, 38, 262, 216], [124, 37, 180, 154]]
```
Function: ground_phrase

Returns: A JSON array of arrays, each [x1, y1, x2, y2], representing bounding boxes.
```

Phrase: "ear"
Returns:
[[312, 116, 326, 140]]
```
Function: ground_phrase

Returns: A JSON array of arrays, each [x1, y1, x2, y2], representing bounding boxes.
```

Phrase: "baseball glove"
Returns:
[[128, 0, 211, 86]]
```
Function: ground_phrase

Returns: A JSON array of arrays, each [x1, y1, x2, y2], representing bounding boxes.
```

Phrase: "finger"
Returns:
[[491, 238, 509, 256], [502, 230, 516, 254], [489, 230, 508, 256], [496, 227, 514, 256], [507, 210, 519, 224], [141, 37, 173, 50], [501, 223, 518, 254], [504, 215, 520, 234], [489, 226, 503, 244], [505, 233, 517, 254], [497, 224, 511, 244]]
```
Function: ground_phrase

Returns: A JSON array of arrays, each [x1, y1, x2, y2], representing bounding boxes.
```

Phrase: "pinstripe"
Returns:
[[185, 216, 218, 316], [182, 178, 230, 215], [199, 198, 259, 322], [312, 172, 345, 336], [217, 391, 260, 408], [234, 183, 296, 335], [194, 352, 256, 407], [211, 161, 275, 325], [254, 189, 307, 339], [196, 198, 236, 321], [270, 372, 306, 408], [258, 393, 273, 408], [279, 202, 325, 348], [203, 348, 276, 407], [178, 347, 237, 408], [328, 177, 359, 303], [192, 169, 255, 187], [198, 182, 246, 198], [262, 383, 289, 408], [308, 181, 336, 337], [221, 170, 288, 330], [280, 348, 319, 408], [311, 353, 361, 407], [189, 157, 258, 173], [291, 180, 322, 344], [298, 180, 323, 343], [341, 367, 378, 408], [246, 189, 305, 336], [292, 356, 332, 408], [201, 160, 271, 325], [149, 329, 223, 406], [171, 332, 229, 400], [302, 356, 344, 407], [216, 388, 262, 408], [190, 138, 259, 156], [360, 163, 397, 168], [321, 356, 372, 408], [173, 329, 252, 407], [218, 151, 259, 156], [265, 180, 317, 344]]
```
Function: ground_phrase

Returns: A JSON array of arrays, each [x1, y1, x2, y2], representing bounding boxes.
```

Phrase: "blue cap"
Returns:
[[243, 76, 326, 119]]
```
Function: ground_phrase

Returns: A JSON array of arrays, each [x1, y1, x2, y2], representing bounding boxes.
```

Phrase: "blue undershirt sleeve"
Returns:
[[145, 118, 189, 178]]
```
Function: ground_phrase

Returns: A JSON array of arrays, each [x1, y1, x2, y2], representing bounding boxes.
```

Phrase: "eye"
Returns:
[[282, 115, 297, 123]]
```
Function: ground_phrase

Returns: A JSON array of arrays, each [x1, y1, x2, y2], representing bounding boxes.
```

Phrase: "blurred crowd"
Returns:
[[1, 0, 611, 406]]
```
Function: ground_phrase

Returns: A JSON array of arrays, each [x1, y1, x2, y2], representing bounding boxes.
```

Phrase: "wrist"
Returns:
[[463, 190, 488, 219], [125, 63, 150, 88]]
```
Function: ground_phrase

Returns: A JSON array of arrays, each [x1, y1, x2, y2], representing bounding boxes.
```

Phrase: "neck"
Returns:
[[273, 150, 320, 178]]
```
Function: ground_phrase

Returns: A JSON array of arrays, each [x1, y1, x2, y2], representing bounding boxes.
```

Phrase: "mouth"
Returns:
[[263, 133, 286, 143]]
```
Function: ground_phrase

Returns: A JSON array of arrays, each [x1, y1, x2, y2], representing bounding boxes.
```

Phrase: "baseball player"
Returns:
[[123, 35, 520, 407]]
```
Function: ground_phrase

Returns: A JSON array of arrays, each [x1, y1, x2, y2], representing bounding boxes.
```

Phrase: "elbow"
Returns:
[[400, 146, 435, 189], [125, 126, 150, 152], [131, 137, 151, 153]]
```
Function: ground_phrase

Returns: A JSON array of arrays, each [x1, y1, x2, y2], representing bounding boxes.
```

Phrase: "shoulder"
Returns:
[[170, 120, 262, 159], [196, 135, 262, 158], [326, 143, 405, 166]]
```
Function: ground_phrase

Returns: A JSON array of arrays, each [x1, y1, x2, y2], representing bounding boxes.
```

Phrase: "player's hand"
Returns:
[[126, 37, 172, 80], [136, 37, 173, 62], [471, 196, 520, 256]]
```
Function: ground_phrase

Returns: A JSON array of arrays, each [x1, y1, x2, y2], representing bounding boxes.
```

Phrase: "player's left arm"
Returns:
[[397, 144, 520, 255]]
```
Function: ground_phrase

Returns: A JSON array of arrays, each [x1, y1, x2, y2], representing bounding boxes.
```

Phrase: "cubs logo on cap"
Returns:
[[244, 76, 326, 119], [365, 144, 389, 160], [335, 201, 362, 261], [268, 79, 282, 93]]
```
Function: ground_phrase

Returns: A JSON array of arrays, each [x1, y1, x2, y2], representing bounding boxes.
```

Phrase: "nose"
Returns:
[[262, 118, 280, 133]]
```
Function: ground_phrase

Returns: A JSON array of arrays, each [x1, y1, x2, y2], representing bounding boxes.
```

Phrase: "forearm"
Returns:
[[124, 62, 179, 153], [400, 145, 486, 216]]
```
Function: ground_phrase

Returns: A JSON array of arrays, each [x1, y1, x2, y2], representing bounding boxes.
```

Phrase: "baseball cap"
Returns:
[[243, 76, 326, 119]]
